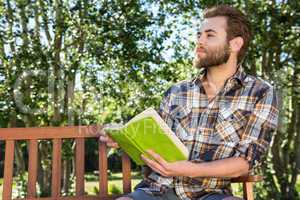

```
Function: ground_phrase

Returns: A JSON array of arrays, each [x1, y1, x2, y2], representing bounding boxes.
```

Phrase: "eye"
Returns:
[[207, 34, 214, 37], [197, 33, 201, 38]]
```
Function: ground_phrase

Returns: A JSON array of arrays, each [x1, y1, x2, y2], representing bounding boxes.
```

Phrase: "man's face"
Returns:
[[193, 16, 231, 69]]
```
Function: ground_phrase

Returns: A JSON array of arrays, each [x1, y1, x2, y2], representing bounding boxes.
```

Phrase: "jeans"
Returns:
[[126, 188, 241, 200]]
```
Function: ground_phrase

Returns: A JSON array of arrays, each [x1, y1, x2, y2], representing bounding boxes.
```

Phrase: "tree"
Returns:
[[0, 0, 178, 196]]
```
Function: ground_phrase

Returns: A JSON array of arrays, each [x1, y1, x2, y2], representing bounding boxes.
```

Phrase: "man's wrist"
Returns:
[[185, 161, 202, 178]]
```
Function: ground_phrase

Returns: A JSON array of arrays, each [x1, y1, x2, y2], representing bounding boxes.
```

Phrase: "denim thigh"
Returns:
[[198, 192, 243, 200], [125, 188, 241, 200], [126, 188, 181, 200]]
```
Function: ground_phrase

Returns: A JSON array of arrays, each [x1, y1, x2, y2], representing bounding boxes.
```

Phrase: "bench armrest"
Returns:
[[231, 175, 263, 183]]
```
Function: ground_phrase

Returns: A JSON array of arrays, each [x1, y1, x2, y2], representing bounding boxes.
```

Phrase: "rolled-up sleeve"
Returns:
[[233, 87, 279, 169]]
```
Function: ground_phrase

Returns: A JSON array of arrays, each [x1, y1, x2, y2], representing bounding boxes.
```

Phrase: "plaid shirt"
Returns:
[[138, 66, 279, 200]]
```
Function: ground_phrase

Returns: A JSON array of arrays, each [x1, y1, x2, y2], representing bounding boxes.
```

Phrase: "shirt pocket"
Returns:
[[169, 105, 194, 143], [214, 107, 249, 144]]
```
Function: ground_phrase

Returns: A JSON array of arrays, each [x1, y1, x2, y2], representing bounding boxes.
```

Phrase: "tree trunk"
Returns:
[[51, 0, 64, 125], [37, 141, 52, 197]]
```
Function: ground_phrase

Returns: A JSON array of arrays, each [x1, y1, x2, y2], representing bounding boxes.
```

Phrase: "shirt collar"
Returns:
[[193, 65, 247, 87], [231, 65, 247, 86]]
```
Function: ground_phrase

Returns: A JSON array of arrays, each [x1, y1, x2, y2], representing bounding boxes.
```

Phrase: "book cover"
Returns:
[[104, 108, 189, 165]]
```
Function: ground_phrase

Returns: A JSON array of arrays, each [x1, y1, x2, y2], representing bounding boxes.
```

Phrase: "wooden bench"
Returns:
[[0, 126, 262, 200]]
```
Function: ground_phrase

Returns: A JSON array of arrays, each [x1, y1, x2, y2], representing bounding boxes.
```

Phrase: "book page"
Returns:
[[103, 123, 124, 130], [102, 108, 157, 131], [125, 107, 158, 126]]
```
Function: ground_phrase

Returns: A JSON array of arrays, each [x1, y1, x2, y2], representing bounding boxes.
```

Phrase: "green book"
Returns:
[[104, 108, 189, 165]]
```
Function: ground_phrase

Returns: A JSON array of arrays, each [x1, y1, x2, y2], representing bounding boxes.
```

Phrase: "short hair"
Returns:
[[203, 5, 252, 63]]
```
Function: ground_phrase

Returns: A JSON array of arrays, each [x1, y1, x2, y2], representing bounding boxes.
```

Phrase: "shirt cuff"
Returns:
[[233, 140, 268, 170]]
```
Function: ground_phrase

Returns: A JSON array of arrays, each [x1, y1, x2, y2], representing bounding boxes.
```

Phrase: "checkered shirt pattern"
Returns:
[[139, 66, 279, 200]]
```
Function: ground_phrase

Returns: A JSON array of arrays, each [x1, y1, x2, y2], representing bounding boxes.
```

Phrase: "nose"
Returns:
[[196, 34, 206, 47], [197, 34, 205, 46]]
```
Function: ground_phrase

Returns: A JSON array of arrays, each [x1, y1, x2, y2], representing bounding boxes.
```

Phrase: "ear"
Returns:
[[229, 37, 244, 53]]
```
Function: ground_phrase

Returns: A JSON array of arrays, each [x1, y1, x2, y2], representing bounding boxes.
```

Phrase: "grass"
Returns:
[[85, 171, 142, 195]]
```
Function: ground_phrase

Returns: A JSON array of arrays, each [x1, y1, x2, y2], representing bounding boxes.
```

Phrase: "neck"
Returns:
[[204, 57, 238, 90]]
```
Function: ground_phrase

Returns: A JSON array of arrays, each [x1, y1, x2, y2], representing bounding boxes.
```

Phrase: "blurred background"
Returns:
[[0, 0, 299, 199]]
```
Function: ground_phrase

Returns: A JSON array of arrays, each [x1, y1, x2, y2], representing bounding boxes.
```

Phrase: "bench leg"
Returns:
[[243, 182, 254, 200]]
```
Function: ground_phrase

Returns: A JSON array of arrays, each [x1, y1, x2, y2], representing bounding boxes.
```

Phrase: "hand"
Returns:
[[99, 134, 119, 148], [90, 125, 119, 148], [141, 150, 195, 177]]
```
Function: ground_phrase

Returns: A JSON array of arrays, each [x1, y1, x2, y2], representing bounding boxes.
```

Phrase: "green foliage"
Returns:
[[93, 186, 99, 195], [109, 184, 122, 195], [92, 183, 124, 196], [13, 172, 27, 199]]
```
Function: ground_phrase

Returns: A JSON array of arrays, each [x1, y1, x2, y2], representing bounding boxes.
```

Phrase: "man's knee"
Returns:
[[115, 197, 133, 200]]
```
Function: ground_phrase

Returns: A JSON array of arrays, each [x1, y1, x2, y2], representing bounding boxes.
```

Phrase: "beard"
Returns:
[[193, 42, 230, 69]]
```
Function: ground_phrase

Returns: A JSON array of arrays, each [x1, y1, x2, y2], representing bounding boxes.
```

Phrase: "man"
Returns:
[[99, 5, 279, 200]]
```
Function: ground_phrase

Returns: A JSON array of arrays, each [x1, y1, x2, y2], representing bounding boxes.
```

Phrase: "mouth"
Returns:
[[196, 47, 206, 54], [195, 48, 206, 57]]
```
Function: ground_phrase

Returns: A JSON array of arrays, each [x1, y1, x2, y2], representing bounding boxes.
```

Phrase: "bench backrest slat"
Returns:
[[27, 140, 38, 197], [122, 154, 131, 193], [51, 139, 62, 197], [98, 141, 108, 197], [3, 140, 15, 200], [75, 138, 85, 196]]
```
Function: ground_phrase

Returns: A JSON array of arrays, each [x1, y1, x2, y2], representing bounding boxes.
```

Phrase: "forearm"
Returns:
[[187, 157, 249, 178]]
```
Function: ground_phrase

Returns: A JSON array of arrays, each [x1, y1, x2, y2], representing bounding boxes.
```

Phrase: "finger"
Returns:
[[96, 128, 106, 136], [141, 154, 167, 176], [99, 136, 118, 147], [88, 124, 104, 135], [99, 136, 115, 144], [87, 125, 96, 135], [100, 135, 107, 141], [107, 142, 119, 148], [143, 151, 166, 168], [142, 158, 168, 177], [146, 149, 168, 167]]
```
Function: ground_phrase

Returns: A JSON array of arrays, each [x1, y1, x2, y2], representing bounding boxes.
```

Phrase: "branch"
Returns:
[[6, 0, 16, 54], [289, 66, 300, 190], [17, 0, 29, 48], [38, 0, 52, 45], [33, 0, 40, 40], [52, 0, 65, 124]]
